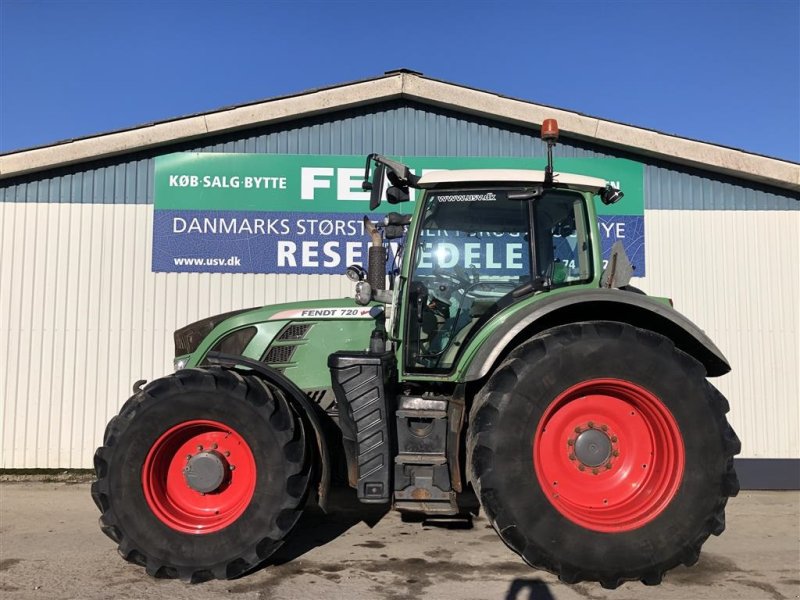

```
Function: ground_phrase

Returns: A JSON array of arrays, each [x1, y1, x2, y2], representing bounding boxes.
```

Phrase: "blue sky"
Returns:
[[1, 0, 798, 161]]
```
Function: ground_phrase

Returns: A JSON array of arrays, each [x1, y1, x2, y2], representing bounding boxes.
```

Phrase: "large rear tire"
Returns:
[[467, 321, 740, 588], [91, 368, 312, 582]]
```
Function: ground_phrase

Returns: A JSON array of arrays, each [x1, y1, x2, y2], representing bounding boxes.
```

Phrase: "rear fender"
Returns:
[[461, 289, 730, 381], [205, 351, 332, 511]]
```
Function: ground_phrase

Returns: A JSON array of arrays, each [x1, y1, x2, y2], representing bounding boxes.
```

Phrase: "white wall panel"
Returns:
[[0, 203, 353, 468], [632, 209, 799, 459], [1, 204, 798, 467]]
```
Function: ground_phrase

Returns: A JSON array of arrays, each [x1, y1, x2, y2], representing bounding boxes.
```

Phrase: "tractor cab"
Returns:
[[355, 119, 624, 374], [403, 176, 595, 372]]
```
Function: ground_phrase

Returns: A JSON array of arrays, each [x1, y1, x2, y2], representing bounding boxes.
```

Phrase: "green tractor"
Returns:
[[92, 120, 740, 588]]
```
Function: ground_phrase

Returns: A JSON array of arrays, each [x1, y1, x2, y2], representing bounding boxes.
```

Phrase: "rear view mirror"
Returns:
[[369, 163, 387, 211], [361, 153, 420, 209]]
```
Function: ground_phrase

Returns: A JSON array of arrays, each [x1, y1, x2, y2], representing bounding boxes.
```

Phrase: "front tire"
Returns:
[[91, 368, 311, 582], [467, 322, 740, 588]]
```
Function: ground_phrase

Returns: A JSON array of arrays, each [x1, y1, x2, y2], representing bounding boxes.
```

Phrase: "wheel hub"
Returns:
[[533, 379, 685, 532], [184, 451, 227, 493], [574, 428, 611, 467], [142, 419, 257, 534]]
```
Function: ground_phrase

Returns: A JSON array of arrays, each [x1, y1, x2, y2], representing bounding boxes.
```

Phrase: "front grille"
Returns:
[[263, 322, 311, 366], [278, 323, 312, 341], [264, 344, 298, 364]]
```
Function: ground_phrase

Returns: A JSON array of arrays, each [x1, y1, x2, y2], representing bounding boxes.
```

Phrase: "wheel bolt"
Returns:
[[567, 439, 575, 446], [574, 426, 582, 433], [211, 443, 218, 450], [186, 454, 192, 461], [592, 468, 599, 475], [612, 450, 620, 457], [224, 451, 230, 457], [605, 462, 613, 470], [600, 424, 608, 432], [229, 465, 236, 471], [197, 445, 203, 452], [578, 465, 586, 471], [568, 453, 576, 461], [587, 421, 594, 428], [611, 436, 618, 443]]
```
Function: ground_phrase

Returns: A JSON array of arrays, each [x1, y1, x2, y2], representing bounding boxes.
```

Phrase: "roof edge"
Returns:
[[401, 75, 799, 192], [0, 73, 404, 179], [1, 72, 797, 192]]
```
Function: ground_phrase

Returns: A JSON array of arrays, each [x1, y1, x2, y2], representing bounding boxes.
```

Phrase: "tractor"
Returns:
[[92, 119, 740, 588]]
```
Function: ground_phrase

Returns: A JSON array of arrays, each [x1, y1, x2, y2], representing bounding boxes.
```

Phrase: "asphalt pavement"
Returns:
[[0, 482, 798, 600]]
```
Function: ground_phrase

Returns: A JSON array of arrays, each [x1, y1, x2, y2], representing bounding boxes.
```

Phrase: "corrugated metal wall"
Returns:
[[0, 202, 353, 467], [1, 100, 798, 468], [637, 209, 799, 458]]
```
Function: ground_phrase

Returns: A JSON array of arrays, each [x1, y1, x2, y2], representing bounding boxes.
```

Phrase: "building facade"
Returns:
[[1, 71, 798, 487]]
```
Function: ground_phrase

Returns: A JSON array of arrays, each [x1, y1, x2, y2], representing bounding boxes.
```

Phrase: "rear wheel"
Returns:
[[467, 322, 740, 588], [92, 368, 312, 582]]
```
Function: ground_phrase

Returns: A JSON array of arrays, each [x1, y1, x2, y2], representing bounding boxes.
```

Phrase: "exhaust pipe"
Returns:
[[363, 217, 386, 291]]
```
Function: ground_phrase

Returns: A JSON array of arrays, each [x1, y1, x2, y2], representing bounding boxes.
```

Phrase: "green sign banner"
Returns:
[[155, 153, 643, 215], [153, 153, 645, 274]]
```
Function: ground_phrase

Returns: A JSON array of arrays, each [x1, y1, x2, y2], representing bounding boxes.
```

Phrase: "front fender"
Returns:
[[461, 289, 730, 380], [204, 352, 333, 511]]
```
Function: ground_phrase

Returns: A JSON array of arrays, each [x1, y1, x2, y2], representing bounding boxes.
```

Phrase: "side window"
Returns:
[[534, 192, 592, 286]]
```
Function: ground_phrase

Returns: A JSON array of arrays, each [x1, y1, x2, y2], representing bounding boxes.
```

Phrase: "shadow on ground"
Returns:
[[264, 486, 390, 567], [505, 579, 557, 600]]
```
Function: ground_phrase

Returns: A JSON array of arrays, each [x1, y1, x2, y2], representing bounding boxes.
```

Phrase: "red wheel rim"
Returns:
[[142, 420, 256, 534], [533, 379, 684, 533]]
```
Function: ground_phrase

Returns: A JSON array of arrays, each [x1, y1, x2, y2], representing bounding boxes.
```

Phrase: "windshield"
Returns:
[[405, 188, 591, 373]]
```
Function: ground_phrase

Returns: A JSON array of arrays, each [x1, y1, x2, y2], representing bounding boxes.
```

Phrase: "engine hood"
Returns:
[[174, 298, 377, 357]]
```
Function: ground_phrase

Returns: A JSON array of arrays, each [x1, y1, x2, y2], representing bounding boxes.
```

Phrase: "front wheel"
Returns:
[[91, 368, 312, 582], [467, 322, 740, 588]]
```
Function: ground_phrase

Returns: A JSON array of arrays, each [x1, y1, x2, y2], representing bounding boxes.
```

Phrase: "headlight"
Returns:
[[355, 281, 373, 305], [600, 184, 624, 205], [345, 264, 366, 282], [174, 356, 189, 371]]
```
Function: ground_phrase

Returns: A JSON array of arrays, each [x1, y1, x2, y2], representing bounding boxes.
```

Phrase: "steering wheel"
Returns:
[[432, 264, 474, 289], [428, 267, 468, 305]]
